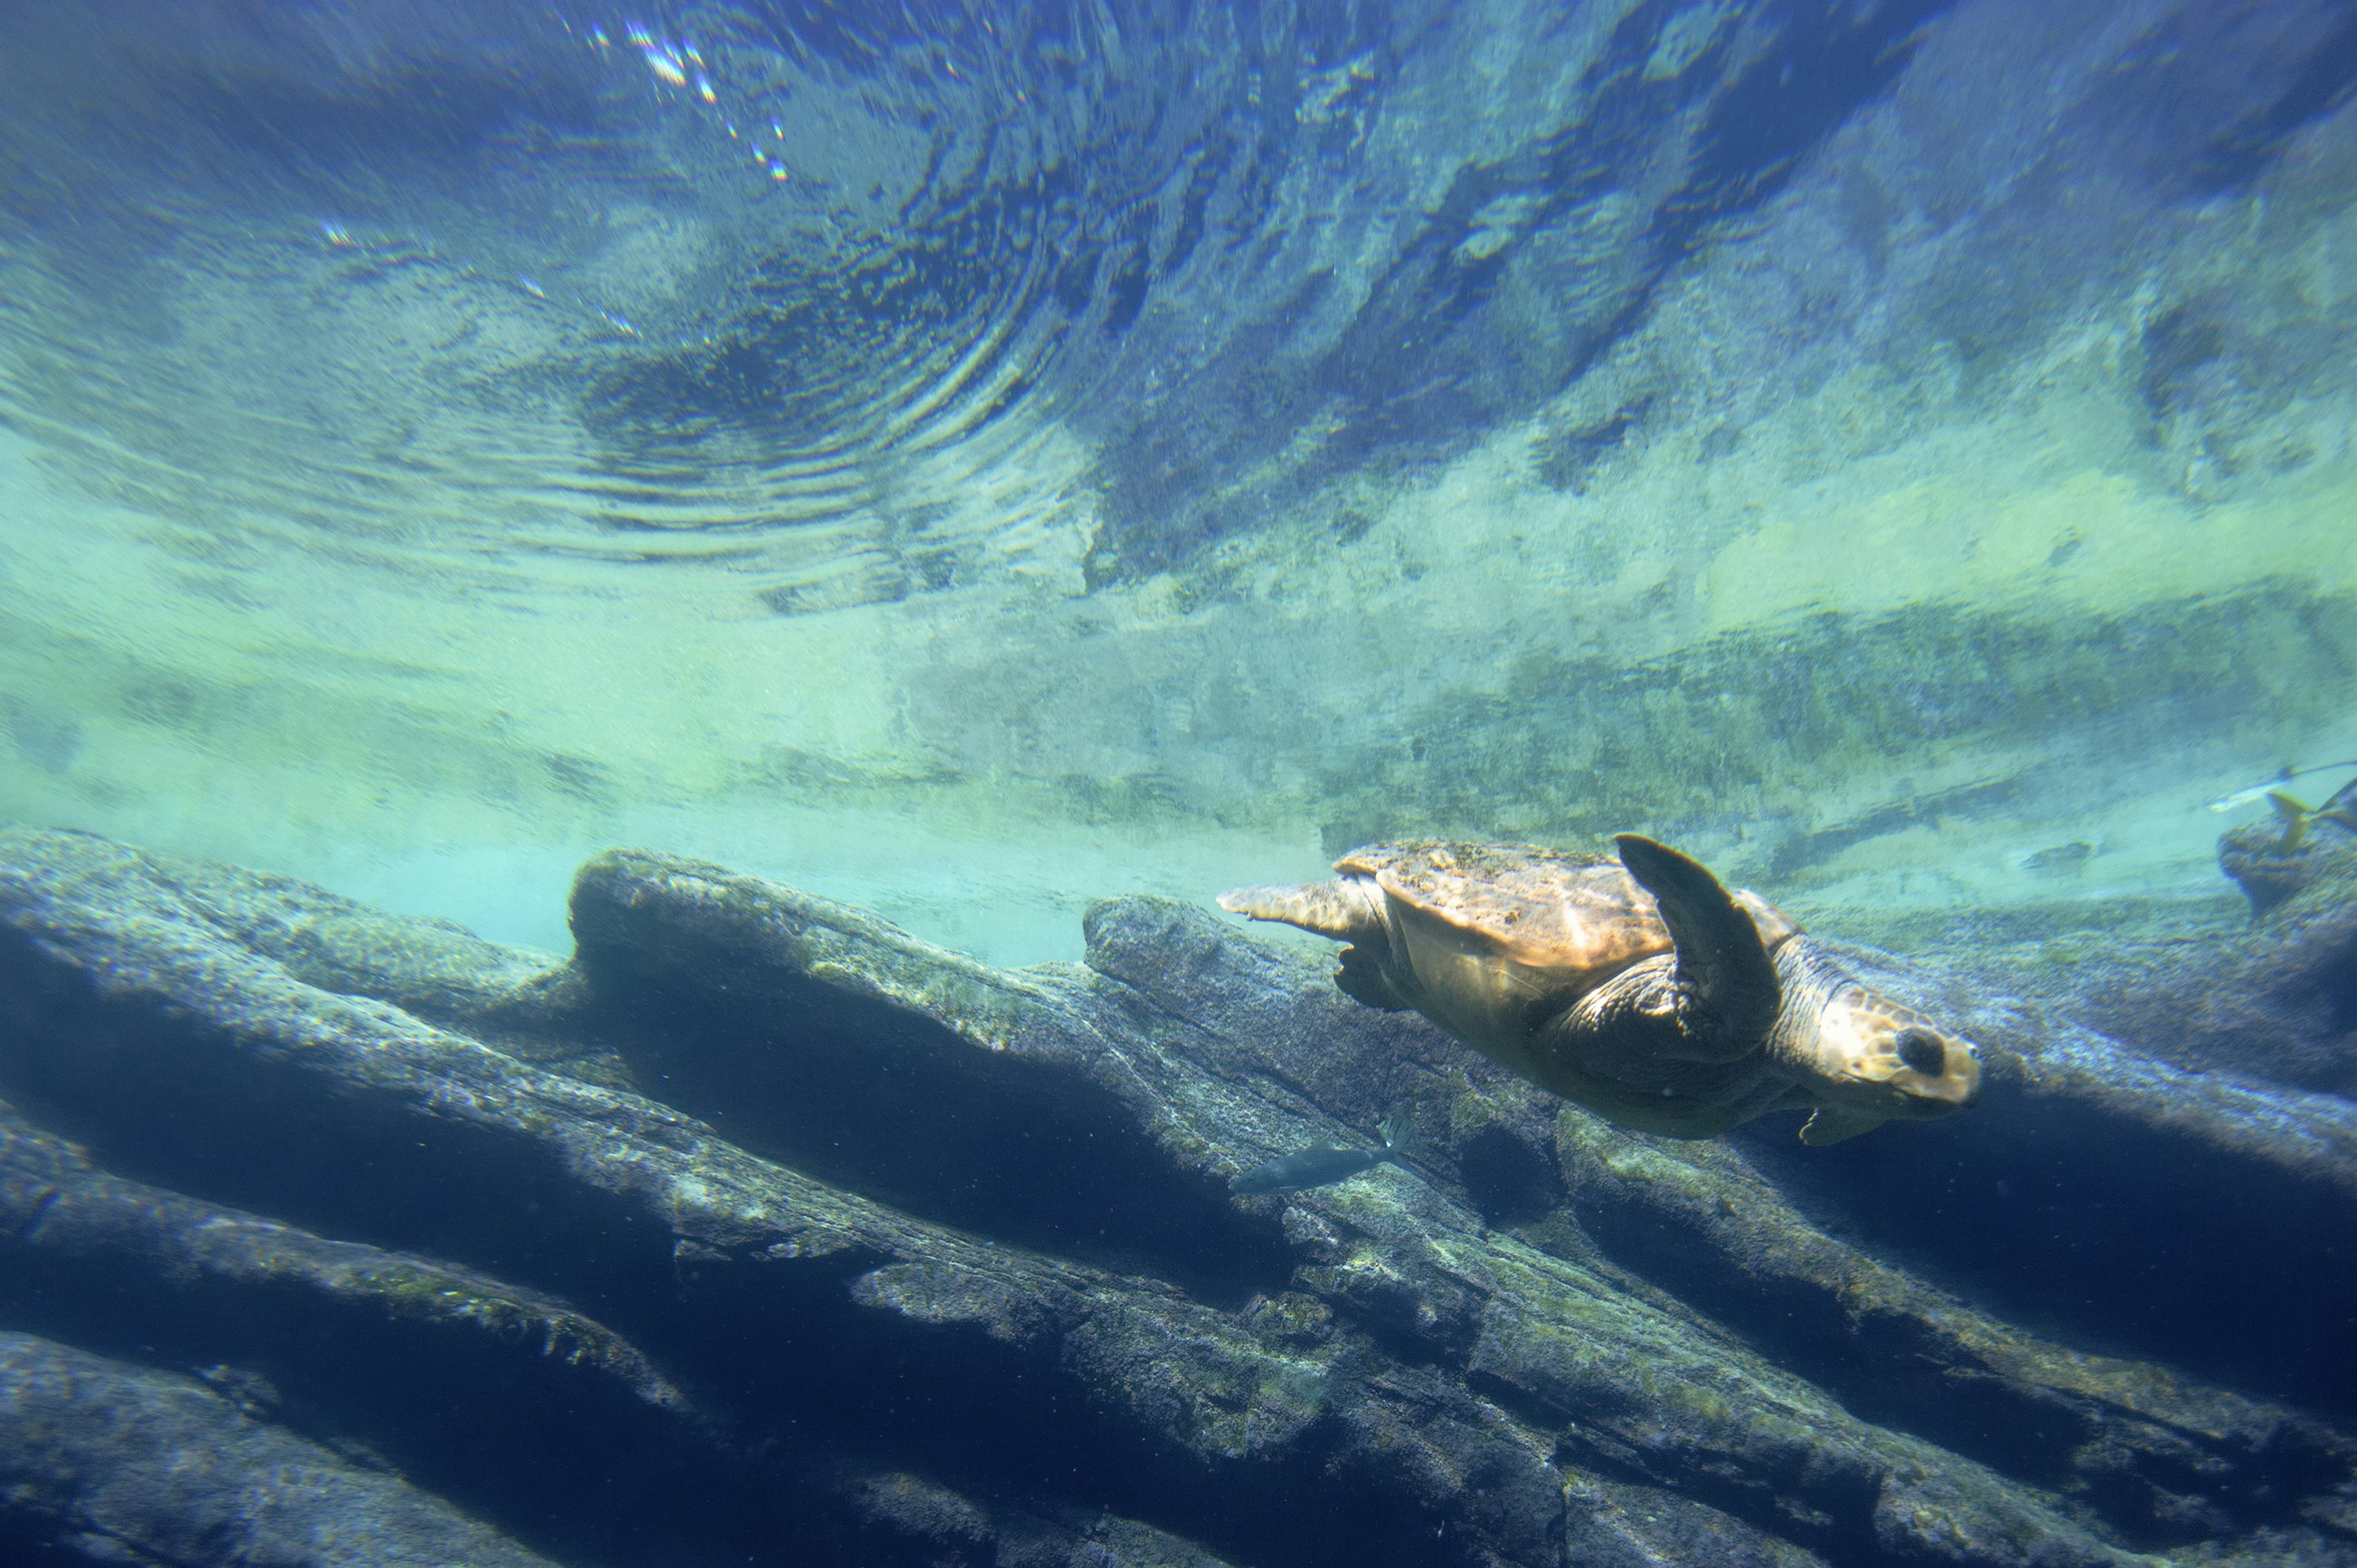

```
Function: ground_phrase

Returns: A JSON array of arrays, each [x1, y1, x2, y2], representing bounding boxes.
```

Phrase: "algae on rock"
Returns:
[[1, 823, 2354, 1566]]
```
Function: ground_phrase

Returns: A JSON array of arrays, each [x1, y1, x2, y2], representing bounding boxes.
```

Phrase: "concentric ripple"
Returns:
[[0, 0, 1955, 606]]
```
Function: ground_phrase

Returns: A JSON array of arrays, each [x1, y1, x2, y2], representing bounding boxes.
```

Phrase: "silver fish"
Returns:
[[1229, 1116, 1407, 1195], [2208, 760, 2357, 813]]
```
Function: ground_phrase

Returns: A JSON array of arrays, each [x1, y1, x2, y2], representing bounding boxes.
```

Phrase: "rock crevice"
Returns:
[[1, 824, 2353, 1566]]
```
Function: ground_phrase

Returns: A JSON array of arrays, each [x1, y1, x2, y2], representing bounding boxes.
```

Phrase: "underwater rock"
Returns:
[[0, 830, 1274, 1567], [568, 849, 2351, 1561], [837, 1469, 1245, 1568], [0, 1102, 680, 1418], [1705, 920, 2357, 1414], [1557, 1470, 1833, 1568], [2218, 814, 2353, 919], [1094, 895, 2357, 1539], [0, 1097, 759, 1562], [1096, 889, 2357, 1411], [0, 1330, 562, 1567], [1552, 1116, 2350, 1547], [1968, 817, 2357, 1100], [2139, 817, 2357, 1089], [4, 825, 2357, 1567]]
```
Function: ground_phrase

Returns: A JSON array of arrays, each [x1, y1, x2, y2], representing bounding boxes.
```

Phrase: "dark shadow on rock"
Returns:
[[0, 1100, 762, 1565], [1558, 1114, 2350, 1548], [566, 849, 1296, 1306], [6, 827, 2357, 1568], [1729, 952, 2357, 1419], [0, 1331, 563, 1567]]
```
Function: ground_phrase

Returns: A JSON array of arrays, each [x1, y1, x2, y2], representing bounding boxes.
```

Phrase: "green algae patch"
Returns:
[[354, 1261, 687, 1408], [1058, 1296, 1337, 1465]]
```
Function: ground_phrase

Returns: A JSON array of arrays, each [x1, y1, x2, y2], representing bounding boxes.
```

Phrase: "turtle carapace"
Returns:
[[1220, 836, 1980, 1145]]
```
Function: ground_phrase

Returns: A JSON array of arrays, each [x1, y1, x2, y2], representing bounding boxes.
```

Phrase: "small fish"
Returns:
[[1229, 1116, 1408, 1195], [2208, 760, 2357, 813], [2021, 840, 2094, 879]]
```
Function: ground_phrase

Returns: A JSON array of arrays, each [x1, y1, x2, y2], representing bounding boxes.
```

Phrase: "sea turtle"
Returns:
[[1218, 835, 1980, 1145]]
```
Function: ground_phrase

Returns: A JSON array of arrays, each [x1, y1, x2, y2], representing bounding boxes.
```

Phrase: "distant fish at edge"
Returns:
[[2208, 760, 2357, 813], [1229, 1116, 1409, 1196]]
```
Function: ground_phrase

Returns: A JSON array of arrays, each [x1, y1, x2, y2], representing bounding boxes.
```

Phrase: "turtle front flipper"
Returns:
[[1611, 834, 1781, 1064], [1217, 876, 1388, 941]]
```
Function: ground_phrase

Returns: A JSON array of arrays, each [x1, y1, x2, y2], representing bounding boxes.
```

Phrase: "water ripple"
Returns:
[[0, 0, 1953, 604]]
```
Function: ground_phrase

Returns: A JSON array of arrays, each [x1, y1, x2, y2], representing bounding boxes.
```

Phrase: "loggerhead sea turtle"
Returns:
[[1219, 835, 1980, 1145]]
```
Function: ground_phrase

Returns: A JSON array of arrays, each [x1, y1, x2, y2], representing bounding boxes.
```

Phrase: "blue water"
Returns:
[[5, 0, 2357, 961], [4, 1, 2357, 1564]]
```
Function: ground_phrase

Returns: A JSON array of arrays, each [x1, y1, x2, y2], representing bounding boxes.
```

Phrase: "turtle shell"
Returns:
[[1337, 840, 1798, 988]]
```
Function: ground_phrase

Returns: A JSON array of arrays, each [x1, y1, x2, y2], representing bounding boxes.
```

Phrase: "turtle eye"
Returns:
[[1894, 1029, 1945, 1076]]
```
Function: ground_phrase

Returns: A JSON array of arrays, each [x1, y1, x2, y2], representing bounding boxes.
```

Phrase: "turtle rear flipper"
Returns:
[[1336, 944, 1415, 1011], [1217, 878, 1388, 941], [1612, 834, 1781, 1063]]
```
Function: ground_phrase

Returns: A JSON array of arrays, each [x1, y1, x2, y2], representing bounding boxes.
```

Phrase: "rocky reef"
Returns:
[[2, 824, 2356, 1566]]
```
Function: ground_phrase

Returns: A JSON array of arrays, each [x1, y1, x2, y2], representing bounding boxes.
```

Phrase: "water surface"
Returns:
[[2, 0, 2355, 959]]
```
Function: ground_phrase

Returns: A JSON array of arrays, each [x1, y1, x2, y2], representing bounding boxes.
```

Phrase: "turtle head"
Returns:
[[1812, 985, 1981, 1113], [1774, 940, 1981, 1137]]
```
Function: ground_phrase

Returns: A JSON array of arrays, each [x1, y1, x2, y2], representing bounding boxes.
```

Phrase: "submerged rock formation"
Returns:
[[1946, 813, 2357, 1099], [0, 1332, 565, 1568], [2, 823, 2355, 1566]]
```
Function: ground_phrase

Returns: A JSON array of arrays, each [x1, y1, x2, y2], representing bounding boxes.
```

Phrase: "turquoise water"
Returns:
[[5, 0, 2353, 965], [6, 6, 2357, 1566]]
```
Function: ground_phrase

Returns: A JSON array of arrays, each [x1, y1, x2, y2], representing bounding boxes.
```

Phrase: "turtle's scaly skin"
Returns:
[[1220, 837, 1980, 1144]]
